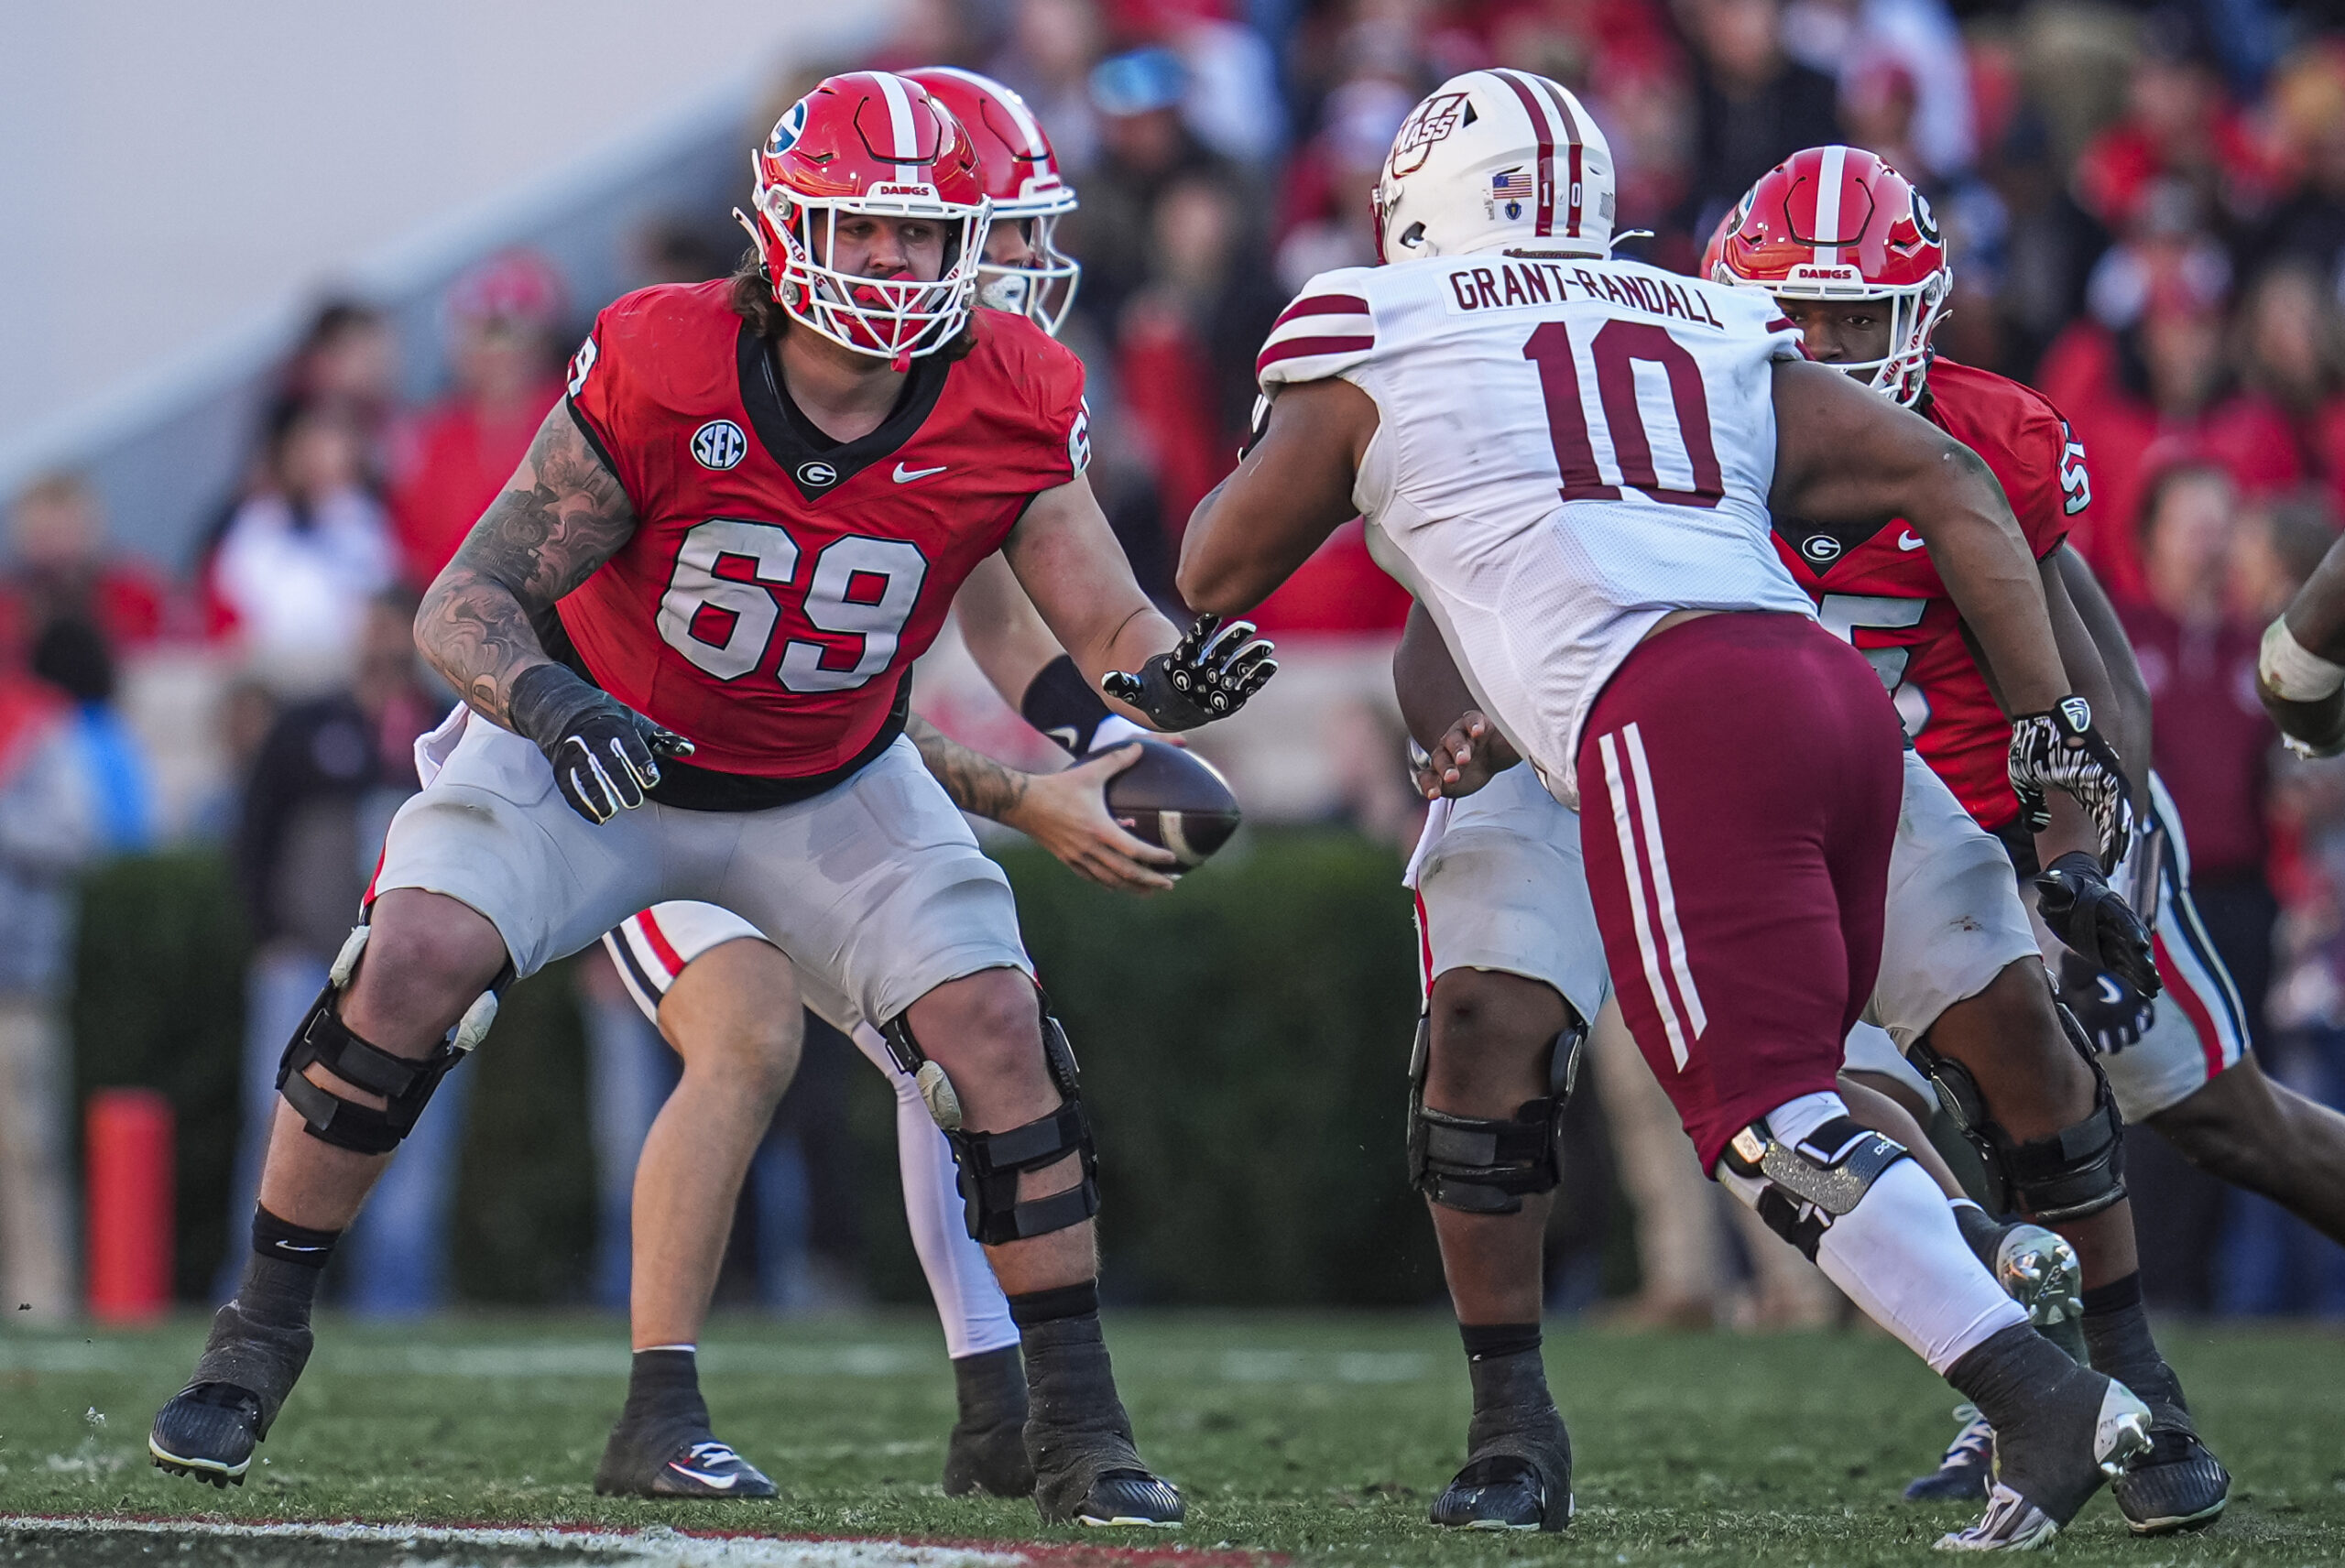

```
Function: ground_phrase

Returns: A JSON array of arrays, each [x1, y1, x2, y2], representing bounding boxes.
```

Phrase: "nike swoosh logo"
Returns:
[[276, 1243, 329, 1253], [671, 1465, 741, 1489], [1897, 530, 1925, 550], [893, 463, 947, 483]]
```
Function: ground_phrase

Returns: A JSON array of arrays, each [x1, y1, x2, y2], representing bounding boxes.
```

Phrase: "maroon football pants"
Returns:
[[1575, 611, 1905, 1172]]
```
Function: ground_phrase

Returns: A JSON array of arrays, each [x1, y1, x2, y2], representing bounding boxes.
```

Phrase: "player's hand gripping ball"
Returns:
[[1102, 740, 1242, 869], [507, 664, 694, 824], [2035, 850, 2161, 997], [1103, 614, 1277, 731], [2006, 695, 2134, 868], [2056, 950, 2157, 1053]]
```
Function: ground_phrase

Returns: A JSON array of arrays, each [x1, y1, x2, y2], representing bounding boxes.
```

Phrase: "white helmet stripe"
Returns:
[[931, 65, 1049, 158], [1814, 144, 1848, 267], [1526, 74, 1590, 239], [873, 71, 922, 183]]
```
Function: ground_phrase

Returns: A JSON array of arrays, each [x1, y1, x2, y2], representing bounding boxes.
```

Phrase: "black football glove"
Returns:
[[507, 663, 693, 824], [2035, 848, 2161, 997], [1103, 614, 1277, 731], [2056, 950, 2157, 1054], [2007, 694, 2134, 868]]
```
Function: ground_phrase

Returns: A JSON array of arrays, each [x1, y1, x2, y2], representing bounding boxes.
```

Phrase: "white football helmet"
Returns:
[[1373, 70, 1617, 263]]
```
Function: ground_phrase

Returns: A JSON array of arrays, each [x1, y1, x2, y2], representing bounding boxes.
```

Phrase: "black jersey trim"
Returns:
[[565, 397, 627, 495], [736, 323, 951, 503]]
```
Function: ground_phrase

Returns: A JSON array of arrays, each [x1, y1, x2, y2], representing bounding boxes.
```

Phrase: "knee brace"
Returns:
[[275, 925, 501, 1156], [1405, 1011, 1587, 1214], [881, 989, 1100, 1247], [1718, 1114, 1910, 1260], [1908, 1007, 2127, 1224]]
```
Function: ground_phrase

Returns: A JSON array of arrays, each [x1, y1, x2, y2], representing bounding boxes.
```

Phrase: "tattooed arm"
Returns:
[[415, 403, 638, 728], [908, 714, 1179, 892]]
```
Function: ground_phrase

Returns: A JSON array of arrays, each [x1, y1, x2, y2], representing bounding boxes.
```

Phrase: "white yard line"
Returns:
[[0, 1516, 1029, 1567]]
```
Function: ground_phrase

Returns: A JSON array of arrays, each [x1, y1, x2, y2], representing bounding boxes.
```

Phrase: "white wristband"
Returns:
[[2260, 616, 2345, 702]]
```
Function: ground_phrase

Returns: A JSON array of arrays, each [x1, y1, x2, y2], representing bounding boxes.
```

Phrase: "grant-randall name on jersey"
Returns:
[[1440, 260, 1726, 330]]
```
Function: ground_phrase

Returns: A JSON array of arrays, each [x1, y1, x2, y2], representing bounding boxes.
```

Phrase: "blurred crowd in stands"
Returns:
[[8, 0, 2345, 1323]]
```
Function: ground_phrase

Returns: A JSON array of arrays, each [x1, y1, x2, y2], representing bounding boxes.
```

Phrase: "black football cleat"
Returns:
[[943, 1345, 1034, 1498], [944, 1413, 1034, 1498], [1903, 1405, 1994, 1502], [2111, 1422, 2230, 1535], [149, 1292, 313, 1486], [594, 1427, 777, 1499], [1937, 1328, 2151, 1551], [148, 1383, 264, 1486], [1021, 1318, 1181, 1526], [1430, 1397, 1574, 1531]]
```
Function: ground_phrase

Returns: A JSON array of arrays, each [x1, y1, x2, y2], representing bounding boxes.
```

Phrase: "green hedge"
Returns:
[[70, 830, 1447, 1308]]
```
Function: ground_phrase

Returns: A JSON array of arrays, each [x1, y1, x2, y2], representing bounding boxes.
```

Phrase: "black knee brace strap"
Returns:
[[1718, 1114, 1909, 1260], [1406, 1014, 1586, 1215], [1910, 1009, 2128, 1225], [276, 985, 466, 1156], [883, 989, 1101, 1247]]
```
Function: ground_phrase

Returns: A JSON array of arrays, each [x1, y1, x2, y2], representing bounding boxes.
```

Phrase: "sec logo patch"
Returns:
[[693, 419, 747, 471]]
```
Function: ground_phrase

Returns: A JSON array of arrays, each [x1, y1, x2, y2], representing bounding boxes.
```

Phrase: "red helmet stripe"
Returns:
[[1488, 71, 1554, 237], [1525, 74, 1589, 239], [873, 71, 922, 182], [1813, 144, 1848, 265]]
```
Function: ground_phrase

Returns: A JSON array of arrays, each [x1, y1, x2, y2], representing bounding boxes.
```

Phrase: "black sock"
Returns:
[[618, 1347, 709, 1435], [1009, 1280, 1100, 1329], [251, 1205, 341, 1270], [1948, 1198, 2005, 1270], [1459, 1321, 1543, 1363], [953, 1345, 1028, 1427], [2079, 1272, 2185, 1414]]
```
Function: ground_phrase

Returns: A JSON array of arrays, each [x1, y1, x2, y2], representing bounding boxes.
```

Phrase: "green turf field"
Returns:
[[2, 1312, 2341, 1564]]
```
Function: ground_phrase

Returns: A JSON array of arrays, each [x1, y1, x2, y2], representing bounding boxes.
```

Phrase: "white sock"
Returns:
[[849, 1022, 1018, 1359], [1720, 1092, 2025, 1374]]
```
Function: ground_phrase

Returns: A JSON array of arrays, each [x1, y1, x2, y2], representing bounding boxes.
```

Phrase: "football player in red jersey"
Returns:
[[1701, 146, 2345, 1530], [147, 72, 1271, 1528], [580, 68, 1183, 1504]]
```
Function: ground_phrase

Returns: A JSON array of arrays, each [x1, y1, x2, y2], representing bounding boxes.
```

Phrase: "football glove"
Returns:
[[1103, 614, 1277, 732], [2056, 951, 2157, 1055], [507, 663, 693, 824], [2035, 849, 2161, 997], [2007, 695, 2134, 868]]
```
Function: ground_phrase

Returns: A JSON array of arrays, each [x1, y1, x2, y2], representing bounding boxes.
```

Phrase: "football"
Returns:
[[1102, 739, 1243, 869]]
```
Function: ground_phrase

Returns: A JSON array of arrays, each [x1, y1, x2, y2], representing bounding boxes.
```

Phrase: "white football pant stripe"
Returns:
[[1622, 723, 1707, 1039], [1600, 729, 1691, 1068]]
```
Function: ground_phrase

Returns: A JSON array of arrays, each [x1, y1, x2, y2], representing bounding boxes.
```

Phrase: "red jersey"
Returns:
[[562, 283, 1088, 780], [1772, 359, 2089, 830]]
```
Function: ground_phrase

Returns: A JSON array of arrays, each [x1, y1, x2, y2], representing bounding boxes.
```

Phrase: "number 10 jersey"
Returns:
[[1259, 255, 1810, 804], [562, 281, 1089, 779]]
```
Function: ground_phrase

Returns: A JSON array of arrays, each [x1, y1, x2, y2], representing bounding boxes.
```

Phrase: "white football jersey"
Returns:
[[1259, 254, 1814, 804]]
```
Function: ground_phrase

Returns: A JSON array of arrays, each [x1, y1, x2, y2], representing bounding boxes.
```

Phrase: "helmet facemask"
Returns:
[[738, 161, 991, 370], [976, 211, 1081, 337], [1766, 271, 1951, 408]]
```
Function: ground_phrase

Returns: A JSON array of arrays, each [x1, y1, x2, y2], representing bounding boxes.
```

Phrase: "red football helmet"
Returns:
[[903, 67, 1081, 337], [1711, 146, 1950, 406], [739, 71, 991, 367]]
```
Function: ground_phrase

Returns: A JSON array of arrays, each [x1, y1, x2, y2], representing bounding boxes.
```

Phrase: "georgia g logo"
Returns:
[[692, 419, 747, 471], [1910, 190, 1941, 247], [1387, 92, 1472, 179]]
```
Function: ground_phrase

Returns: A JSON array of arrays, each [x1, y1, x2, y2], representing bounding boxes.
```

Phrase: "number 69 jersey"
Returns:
[[1260, 256, 1811, 801], [561, 280, 1088, 779], [1771, 359, 2085, 833]]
